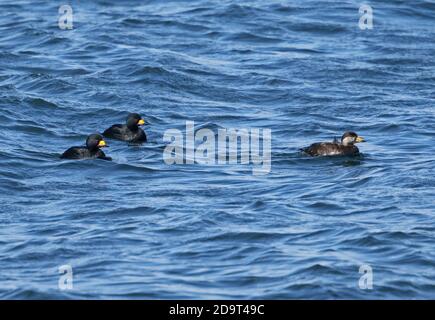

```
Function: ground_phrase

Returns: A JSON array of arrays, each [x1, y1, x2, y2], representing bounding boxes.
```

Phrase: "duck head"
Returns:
[[341, 131, 365, 146], [86, 134, 108, 150], [126, 113, 146, 130]]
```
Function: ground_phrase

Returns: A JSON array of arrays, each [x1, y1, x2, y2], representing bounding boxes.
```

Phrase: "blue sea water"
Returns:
[[0, 0, 434, 299]]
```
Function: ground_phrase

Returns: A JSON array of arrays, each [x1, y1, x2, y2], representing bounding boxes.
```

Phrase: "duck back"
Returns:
[[103, 124, 146, 143], [302, 142, 359, 157], [61, 147, 111, 160]]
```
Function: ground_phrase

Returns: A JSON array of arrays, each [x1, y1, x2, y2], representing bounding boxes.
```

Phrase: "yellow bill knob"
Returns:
[[98, 140, 107, 147], [356, 136, 365, 143], [138, 119, 145, 126]]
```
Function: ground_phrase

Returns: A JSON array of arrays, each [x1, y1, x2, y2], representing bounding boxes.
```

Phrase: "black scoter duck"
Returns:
[[103, 113, 147, 143], [61, 134, 111, 160], [301, 131, 365, 156]]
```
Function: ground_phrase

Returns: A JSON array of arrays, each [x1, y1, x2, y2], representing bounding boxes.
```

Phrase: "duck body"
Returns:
[[301, 131, 365, 157], [301, 142, 360, 157], [103, 113, 147, 143], [61, 134, 112, 161], [61, 147, 111, 160], [103, 124, 146, 143]]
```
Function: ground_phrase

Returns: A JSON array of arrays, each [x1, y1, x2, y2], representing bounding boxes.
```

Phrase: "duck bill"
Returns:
[[137, 119, 146, 126], [355, 136, 365, 143], [98, 140, 108, 148]]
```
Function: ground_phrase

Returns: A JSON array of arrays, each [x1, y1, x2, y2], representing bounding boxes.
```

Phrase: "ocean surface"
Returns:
[[0, 0, 434, 299]]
